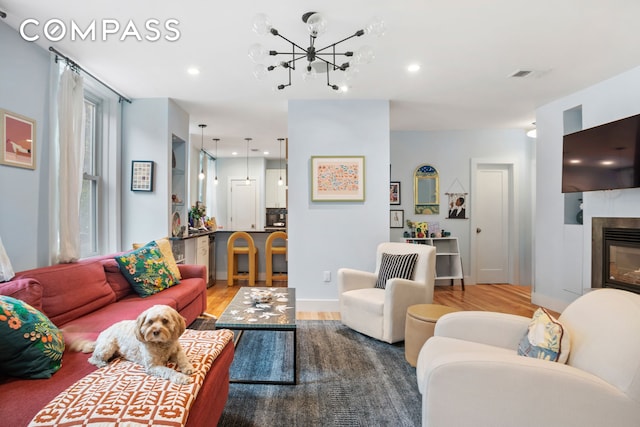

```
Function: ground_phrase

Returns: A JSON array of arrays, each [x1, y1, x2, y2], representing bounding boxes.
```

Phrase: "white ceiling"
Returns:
[[2, 0, 640, 159]]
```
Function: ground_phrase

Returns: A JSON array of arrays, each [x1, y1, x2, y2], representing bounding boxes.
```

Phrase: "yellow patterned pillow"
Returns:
[[133, 237, 181, 280], [518, 308, 570, 363]]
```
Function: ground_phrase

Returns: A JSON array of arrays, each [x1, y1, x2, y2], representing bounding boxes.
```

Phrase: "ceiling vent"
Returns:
[[509, 69, 551, 79], [510, 70, 534, 78]]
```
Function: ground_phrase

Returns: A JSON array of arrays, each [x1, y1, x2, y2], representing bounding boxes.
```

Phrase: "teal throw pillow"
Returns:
[[115, 241, 179, 297], [0, 295, 65, 379]]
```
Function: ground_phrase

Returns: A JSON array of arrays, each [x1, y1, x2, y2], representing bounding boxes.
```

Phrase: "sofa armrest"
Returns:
[[418, 346, 639, 427], [434, 311, 530, 350], [337, 268, 377, 294], [178, 264, 207, 282]]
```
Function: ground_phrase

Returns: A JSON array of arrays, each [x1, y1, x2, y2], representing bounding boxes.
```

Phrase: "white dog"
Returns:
[[84, 305, 194, 385]]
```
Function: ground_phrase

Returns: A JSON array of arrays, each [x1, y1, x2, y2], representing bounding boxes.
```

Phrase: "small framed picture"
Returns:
[[390, 181, 401, 205], [390, 209, 404, 228], [131, 160, 154, 192], [0, 109, 36, 170]]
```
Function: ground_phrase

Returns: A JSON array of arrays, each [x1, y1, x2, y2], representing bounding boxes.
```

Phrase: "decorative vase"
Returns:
[[576, 198, 583, 224]]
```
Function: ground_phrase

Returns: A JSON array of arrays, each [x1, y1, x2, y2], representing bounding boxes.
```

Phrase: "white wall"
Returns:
[[391, 130, 534, 286], [121, 98, 188, 249], [288, 100, 390, 311], [534, 65, 640, 312], [0, 21, 51, 271]]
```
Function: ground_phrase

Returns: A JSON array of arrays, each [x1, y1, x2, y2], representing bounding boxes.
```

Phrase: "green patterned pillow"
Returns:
[[0, 295, 65, 378], [115, 241, 179, 297]]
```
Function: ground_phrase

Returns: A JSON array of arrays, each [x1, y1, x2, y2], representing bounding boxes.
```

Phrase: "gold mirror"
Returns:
[[414, 164, 439, 214]]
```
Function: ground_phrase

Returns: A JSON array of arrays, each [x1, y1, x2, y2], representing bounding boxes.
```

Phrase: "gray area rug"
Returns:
[[205, 320, 422, 427]]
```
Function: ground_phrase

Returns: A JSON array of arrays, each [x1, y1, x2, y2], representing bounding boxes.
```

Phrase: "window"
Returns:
[[79, 96, 100, 257]]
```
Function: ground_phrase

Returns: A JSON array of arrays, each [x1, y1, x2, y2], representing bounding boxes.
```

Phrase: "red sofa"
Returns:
[[0, 253, 234, 427]]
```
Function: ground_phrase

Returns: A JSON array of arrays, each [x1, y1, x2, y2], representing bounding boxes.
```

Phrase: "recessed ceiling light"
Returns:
[[569, 159, 581, 164], [232, 151, 238, 156], [340, 85, 349, 93], [187, 67, 200, 75], [263, 151, 270, 155], [601, 160, 615, 166], [407, 64, 421, 73]]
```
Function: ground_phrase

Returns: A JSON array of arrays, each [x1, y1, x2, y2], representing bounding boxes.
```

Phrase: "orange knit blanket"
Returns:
[[29, 328, 234, 427]]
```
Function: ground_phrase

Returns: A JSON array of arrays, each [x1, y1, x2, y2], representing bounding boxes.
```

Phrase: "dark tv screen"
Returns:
[[562, 114, 640, 193]]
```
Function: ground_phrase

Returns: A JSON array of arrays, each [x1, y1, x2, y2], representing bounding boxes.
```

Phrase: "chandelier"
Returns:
[[249, 12, 385, 91]]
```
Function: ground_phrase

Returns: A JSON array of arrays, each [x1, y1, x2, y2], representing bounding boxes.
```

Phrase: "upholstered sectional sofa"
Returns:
[[0, 252, 234, 427]]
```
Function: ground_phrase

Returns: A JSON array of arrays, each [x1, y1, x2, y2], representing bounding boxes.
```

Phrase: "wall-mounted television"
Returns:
[[562, 113, 640, 193]]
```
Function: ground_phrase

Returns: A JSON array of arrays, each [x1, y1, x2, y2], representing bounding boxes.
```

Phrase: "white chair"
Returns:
[[338, 242, 436, 344], [416, 288, 640, 427]]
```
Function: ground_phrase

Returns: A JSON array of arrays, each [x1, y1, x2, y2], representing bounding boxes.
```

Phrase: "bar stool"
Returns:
[[227, 231, 257, 287], [266, 231, 287, 287]]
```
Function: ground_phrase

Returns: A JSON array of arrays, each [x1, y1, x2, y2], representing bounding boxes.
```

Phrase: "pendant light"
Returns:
[[244, 138, 252, 185], [198, 124, 206, 180], [277, 138, 284, 186], [213, 138, 219, 185]]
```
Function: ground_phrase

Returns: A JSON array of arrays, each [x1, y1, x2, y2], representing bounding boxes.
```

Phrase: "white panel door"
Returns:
[[475, 167, 510, 283], [229, 179, 257, 231]]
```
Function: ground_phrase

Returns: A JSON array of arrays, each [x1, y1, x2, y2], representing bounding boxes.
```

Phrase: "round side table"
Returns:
[[405, 304, 461, 367]]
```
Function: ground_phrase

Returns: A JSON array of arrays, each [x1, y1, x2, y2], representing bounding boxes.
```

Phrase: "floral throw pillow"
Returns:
[[115, 241, 179, 297], [517, 307, 570, 363], [0, 295, 65, 378]]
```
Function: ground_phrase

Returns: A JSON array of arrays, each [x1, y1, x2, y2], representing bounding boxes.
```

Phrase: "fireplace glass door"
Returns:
[[606, 242, 640, 292]]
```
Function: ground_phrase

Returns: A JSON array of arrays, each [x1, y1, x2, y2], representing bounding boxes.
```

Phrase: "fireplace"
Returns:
[[592, 217, 640, 294]]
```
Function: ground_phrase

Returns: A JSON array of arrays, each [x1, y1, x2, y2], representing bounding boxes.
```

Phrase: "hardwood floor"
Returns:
[[205, 280, 557, 319]]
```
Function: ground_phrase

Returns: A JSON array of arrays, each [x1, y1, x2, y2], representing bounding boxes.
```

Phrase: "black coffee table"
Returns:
[[215, 287, 297, 385]]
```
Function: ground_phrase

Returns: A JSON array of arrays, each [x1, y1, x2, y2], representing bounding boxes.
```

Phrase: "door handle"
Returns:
[[476, 228, 482, 233]]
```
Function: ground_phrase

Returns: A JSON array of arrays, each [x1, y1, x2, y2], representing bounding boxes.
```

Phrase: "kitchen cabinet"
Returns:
[[405, 237, 464, 289], [266, 169, 287, 208], [184, 235, 210, 286]]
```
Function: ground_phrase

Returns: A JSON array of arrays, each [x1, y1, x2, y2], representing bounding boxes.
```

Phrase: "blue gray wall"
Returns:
[[0, 21, 51, 271], [534, 65, 640, 312], [288, 100, 390, 310]]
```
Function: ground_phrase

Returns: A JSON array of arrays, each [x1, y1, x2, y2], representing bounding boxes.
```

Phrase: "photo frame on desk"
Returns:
[[131, 160, 154, 192], [0, 109, 36, 170], [311, 156, 365, 202], [390, 209, 404, 228]]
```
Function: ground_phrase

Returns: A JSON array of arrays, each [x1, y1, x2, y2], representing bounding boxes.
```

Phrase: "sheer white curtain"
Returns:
[[54, 67, 85, 263], [0, 236, 15, 282]]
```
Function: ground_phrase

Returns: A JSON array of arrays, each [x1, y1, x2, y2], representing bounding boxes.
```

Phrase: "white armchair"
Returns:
[[416, 288, 640, 427], [338, 242, 436, 344]]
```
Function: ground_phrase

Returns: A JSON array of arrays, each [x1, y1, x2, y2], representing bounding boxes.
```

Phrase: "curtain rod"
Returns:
[[48, 46, 132, 104]]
